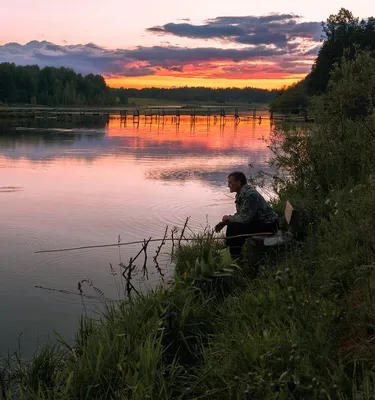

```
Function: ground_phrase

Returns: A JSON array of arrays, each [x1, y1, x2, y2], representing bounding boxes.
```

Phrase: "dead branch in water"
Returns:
[[170, 226, 178, 257], [121, 240, 150, 298], [153, 226, 168, 281], [142, 238, 152, 279], [178, 217, 190, 248], [35, 285, 109, 300]]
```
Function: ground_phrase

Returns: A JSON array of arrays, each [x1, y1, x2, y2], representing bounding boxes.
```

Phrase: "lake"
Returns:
[[0, 115, 274, 357]]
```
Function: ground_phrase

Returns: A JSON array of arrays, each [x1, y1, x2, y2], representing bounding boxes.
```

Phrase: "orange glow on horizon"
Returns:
[[105, 74, 306, 90]]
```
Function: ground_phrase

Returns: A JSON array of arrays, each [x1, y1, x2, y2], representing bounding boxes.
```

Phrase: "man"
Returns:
[[215, 171, 278, 257]]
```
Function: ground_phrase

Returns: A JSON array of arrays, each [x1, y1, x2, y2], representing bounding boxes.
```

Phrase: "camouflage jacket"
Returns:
[[227, 184, 278, 224]]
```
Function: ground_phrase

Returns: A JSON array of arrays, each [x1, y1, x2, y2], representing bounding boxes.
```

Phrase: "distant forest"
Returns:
[[0, 63, 276, 106], [270, 9, 375, 112], [0, 64, 127, 106], [123, 87, 277, 104]]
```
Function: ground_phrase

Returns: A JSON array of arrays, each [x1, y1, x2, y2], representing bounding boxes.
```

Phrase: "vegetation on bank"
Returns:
[[270, 8, 375, 112], [0, 63, 276, 108], [1, 38, 375, 399]]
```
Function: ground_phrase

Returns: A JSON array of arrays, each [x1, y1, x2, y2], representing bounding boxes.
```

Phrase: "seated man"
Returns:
[[215, 171, 278, 258]]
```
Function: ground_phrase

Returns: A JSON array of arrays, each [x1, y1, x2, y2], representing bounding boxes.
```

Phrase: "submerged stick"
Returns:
[[35, 233, 274, 254], [35, 285, 110, 300]]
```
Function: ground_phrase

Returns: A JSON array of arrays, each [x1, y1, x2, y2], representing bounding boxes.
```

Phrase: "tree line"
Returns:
[[0, 63, 128, 106], [270, 9, 375, 112], [0, 62, 276, 107], [122, 87, 276, 104]]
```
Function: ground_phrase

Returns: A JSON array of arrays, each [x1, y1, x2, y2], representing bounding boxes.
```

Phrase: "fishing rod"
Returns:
[[35, 233, 273, 254]]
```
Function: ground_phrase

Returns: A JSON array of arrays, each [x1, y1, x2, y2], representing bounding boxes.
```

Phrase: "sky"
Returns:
[[0, 0, 373, 89]]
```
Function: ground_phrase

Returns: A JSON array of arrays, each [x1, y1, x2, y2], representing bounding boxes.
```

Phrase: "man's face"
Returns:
[[227, 176, 241, 193]]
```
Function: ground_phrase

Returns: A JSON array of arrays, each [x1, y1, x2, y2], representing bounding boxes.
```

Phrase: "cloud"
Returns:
[[148, 22, 245, 38], [147, 14, 322, 47], [0, 14, 321, 82]]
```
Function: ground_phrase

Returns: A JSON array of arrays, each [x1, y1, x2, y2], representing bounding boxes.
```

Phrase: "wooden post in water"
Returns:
[[252, 108, 256, 119], [220, 107, 226, 127], [133, 108, 140, 123], [234, 107, 240, 125], [190, 108, 196, 124], [121, 109, 127, 122]]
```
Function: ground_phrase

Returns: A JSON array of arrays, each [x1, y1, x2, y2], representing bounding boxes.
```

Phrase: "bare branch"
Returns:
[[178, 217, 190, 248], [142, 238, 152, 278], [153, 226, 168, 280]]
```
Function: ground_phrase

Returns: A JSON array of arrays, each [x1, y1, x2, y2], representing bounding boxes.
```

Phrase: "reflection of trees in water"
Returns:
[[0, 117, 272, 168], [1, 115, 108, 131], [0, 117, 107, 149]]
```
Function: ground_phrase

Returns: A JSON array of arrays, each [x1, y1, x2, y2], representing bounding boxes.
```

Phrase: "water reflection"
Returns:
[[0, 114, 274, 357], [0, 116, 273, 185]]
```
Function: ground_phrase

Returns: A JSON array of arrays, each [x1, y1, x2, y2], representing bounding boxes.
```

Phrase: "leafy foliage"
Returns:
[[270, 8, 375, 111], [269, 50, 375, 226]]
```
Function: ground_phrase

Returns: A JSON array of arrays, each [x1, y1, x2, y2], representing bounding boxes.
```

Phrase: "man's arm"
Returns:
[[214, 221, 226, 233], [227, 194, 258, 224]]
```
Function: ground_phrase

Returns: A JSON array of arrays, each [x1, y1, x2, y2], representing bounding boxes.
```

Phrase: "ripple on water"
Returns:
[[0, 186, 23, 192]]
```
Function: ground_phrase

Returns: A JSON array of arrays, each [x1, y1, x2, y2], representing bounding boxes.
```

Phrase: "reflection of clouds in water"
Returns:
[[0, 135, 270, 163], [146, 169, 229, 186], [146, 163, 276, 188]]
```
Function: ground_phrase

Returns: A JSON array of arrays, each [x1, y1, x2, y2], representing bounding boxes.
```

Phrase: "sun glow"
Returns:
[[105, 74, 305, 90]]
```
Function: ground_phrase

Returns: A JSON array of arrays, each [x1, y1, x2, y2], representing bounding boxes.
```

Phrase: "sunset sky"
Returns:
[[0, 0, 373, 89]]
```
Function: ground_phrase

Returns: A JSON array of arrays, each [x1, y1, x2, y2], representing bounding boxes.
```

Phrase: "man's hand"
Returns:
[[222, 215, 230, 222], [214, 221, 226, 233]]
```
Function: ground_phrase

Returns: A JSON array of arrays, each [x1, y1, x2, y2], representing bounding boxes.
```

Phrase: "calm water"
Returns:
[[0, 115, 273, 357]]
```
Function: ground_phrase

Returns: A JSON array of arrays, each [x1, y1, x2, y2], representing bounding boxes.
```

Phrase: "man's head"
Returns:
[[227, 171, 247, 193]]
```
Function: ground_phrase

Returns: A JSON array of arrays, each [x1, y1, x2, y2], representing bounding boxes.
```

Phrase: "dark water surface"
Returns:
[[0, 115, 273, 357]]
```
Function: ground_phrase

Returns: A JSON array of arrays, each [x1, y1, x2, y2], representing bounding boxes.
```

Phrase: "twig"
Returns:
[[153, 226, 168, 280], [170, 226, 178, 257], [142, 238, 152, 278], [121, 241, 149, 298], [126, 259, 134, 299], [178, 217, 190, 248], [35, 285, 108, 300]]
